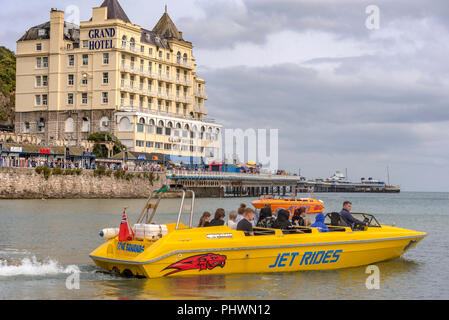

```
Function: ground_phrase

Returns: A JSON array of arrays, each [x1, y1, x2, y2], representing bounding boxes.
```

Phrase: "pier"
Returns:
[[166, 171, 400, 197]]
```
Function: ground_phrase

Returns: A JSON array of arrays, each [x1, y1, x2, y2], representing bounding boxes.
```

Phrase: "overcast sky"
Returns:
[[1, 0, 449, 191]]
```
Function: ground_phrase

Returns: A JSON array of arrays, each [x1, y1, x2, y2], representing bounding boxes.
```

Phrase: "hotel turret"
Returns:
[[15, 0, 221, 164]]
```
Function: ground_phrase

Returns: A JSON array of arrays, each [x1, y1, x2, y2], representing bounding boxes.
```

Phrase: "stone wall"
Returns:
[[0, 167, 164, 199]]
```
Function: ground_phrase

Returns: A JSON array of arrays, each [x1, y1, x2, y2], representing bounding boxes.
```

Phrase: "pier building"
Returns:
[[14, 0, 221, 164]]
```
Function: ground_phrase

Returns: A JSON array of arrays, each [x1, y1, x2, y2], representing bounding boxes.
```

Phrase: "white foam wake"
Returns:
[[0, 256, 79, 277]]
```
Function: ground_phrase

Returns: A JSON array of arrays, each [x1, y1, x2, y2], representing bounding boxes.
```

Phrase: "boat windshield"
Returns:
[[324, 212, 381, 228]]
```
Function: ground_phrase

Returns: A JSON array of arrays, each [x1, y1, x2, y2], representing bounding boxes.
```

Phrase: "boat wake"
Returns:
[[0, 256, 79, 277]]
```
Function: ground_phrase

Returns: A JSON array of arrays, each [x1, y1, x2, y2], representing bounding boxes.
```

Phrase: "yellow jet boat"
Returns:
[[89, 189, 426, 279]]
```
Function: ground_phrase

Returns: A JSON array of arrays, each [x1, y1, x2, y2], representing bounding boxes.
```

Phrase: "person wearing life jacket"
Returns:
[[311, 213, 329, 232]]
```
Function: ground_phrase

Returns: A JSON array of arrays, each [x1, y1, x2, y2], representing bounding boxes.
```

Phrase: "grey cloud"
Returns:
[[178, 0, 449, 49]]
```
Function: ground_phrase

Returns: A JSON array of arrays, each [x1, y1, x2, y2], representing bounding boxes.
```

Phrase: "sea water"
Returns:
[[0, 192, 448, 300]]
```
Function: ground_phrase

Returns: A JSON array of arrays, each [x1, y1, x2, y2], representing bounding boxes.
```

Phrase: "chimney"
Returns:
[[50, 8, 64, 53]]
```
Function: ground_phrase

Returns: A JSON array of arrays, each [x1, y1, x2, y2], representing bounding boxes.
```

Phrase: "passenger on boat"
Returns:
[[235, 203, 247, 224], [259, 205, 272, 221], [227, 211, 238, 230], [237, 208, 255, 236], [272, 209, 294, 230], [198, 212, 211, 227], [209, 208, 226, 227], [293, 207, 311, 227], [311, 213, 329, 232], [256, 209, 276, 228], [339, 201, 368, 230]]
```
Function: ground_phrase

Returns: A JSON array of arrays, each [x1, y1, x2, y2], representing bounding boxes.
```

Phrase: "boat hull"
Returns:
[[90, 225, 426, 279]]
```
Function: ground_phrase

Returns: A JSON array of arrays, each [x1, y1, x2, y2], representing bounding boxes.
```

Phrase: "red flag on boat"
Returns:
[[119, 209, 134, 242]]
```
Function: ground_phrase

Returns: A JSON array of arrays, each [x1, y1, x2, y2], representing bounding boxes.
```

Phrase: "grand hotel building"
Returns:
[[15, 0, 221, 164]]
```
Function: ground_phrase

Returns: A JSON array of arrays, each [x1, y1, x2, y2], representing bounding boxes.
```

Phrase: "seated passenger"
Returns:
[[198, 212, 211, 227], [237, 208, 255, 236], [209, 208, 226, 227], [311, 213, 329, 232], [257, 206, 276, 228], [292, 207, 311, 227], [339, 201, 368, 230], [227, 211, 238, 230], [235, 203, 247, 224], [272, 209, 294, 230]]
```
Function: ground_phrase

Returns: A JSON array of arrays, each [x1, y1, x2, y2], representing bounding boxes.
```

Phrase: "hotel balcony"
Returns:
[[193, 90, 208, 100]]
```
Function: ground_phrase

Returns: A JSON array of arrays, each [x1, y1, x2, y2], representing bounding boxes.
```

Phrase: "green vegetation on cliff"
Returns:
[[0, 46, 16, 123]]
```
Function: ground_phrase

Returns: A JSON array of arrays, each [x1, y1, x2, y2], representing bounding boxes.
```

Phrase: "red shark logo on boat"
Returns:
[[162, 253, 227, 276]]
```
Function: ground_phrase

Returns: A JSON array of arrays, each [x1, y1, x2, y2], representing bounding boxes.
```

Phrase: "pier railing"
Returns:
[[166, 170, 301, 181]]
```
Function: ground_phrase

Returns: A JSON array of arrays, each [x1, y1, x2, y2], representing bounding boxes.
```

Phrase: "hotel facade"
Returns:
[[15, 0, 221, 164]]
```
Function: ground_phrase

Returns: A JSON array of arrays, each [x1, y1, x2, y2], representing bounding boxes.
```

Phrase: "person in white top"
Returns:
[[227, 211, 238, 230]]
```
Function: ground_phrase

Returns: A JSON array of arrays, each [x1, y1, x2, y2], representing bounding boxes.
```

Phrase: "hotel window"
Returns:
[[24, 122, 30, 133], [83, 40, 89, 48], [158, 100, 162, 111], [148, 97, 152, 108], [136, 140, 144, 147], [137, 118, 145, 132], [36, 43, 42, 51], [149, 62, 152, 74], [103, 72, 109, 84], [130, 94, 135, 106], [183, 87, 188, 97], [42, 75, 48, 86], [156, 121, 163, 135], [166, 66, 170, 76], [140, 60, 144, 72], [158, 82, 162, 93], [82, 93, 88, 104], [149, 48, 153, 55], [67, 93, 73, 105], [164, 144, 171, 150], [146, 141, 154, 148], [158, 51, 162, 59], [183, 104, 187, 115], [177, 52, 181, 63], [67, 44, 71, 50], [121, 54, 126, 66], [82, 54, 88, 66], [140, 78, 144, 90], [130, 57, 135, 69], [166, 53, 170, 60], [120, 93, 125, 106], [103, 53, 109, 65], [35, 95, 41, 106], [36, 76, 41, 87], [130, 38, 135, 51], [176, 103, 180, 114], [148, 120, 155, 134], [176, 69, 180, 80], [68, 55, 74, 67], [139, 96, 144, 107], [122, 36, 127, 49], [165, 101, 170, 112], [165, 127, 171, 136], [68, 74, 74, 86], [158, 64, 162, 75], [121, 74, 125, 87], [102, 92, 109, 104], [82, 77, 88, 85], [184, 70, 188, 80], [148, 79, 152, 91], [166, 84, 170, 94], [183, 53, 188, 63], [42, 94, 48, 106], [155, 143, 163, 149], [36, 57, 42, 68], [130, 75, 135, 88], [43, 57, 48, 68], [140, 46, 144, 53]]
